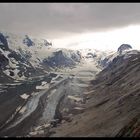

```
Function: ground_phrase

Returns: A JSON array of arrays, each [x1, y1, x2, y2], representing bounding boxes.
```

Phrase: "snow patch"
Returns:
[[19, 106, 27, 114], [74, 107, 84, 110], [20, 93, 29, 100], [3, 69, 10, 76], [68, 95, 83, 102], [36, 81, 49, 90]]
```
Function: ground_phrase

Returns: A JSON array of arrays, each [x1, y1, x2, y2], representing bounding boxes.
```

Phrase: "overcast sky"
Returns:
[[1, 3, 140, 50]]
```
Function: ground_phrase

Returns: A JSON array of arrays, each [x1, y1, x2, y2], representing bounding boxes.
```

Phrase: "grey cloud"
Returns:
[[0, 3, 140, 39]]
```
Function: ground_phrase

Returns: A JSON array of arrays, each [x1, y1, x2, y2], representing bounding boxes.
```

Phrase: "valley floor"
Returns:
[[0, 58, 101, 137]]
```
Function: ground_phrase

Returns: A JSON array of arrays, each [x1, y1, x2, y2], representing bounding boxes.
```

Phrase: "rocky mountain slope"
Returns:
[[48, 45, 140, 137], [0, 32, 84, 82]]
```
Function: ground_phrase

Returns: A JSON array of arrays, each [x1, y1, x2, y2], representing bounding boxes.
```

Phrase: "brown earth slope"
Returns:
[[49, 53, 140, 137]]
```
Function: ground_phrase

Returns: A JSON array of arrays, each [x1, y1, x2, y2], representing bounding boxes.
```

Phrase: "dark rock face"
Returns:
[[43, 50, 80, 68], [77, 51, 81, 58], [8, 51, 26, 63], [71, 51, 81, 62], [44, 40, 52, 46], [100, 57, 110, 67], [0, 33, 9, 51], [0, 53, 9, 68], [86, 52, 97, 58], [23, 35, 35, 47], [9, 71, 14, 76], [49, 73, 57, 78], [117, 44, 132, 54]]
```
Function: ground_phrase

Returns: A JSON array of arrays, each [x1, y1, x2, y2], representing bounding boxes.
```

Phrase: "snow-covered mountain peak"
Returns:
[[0, 31, 52, 50], [0, 31, 88, 81], [117, 44, 132, 54], [100, 44, 140, 68], [23, 35, 35, 47]]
